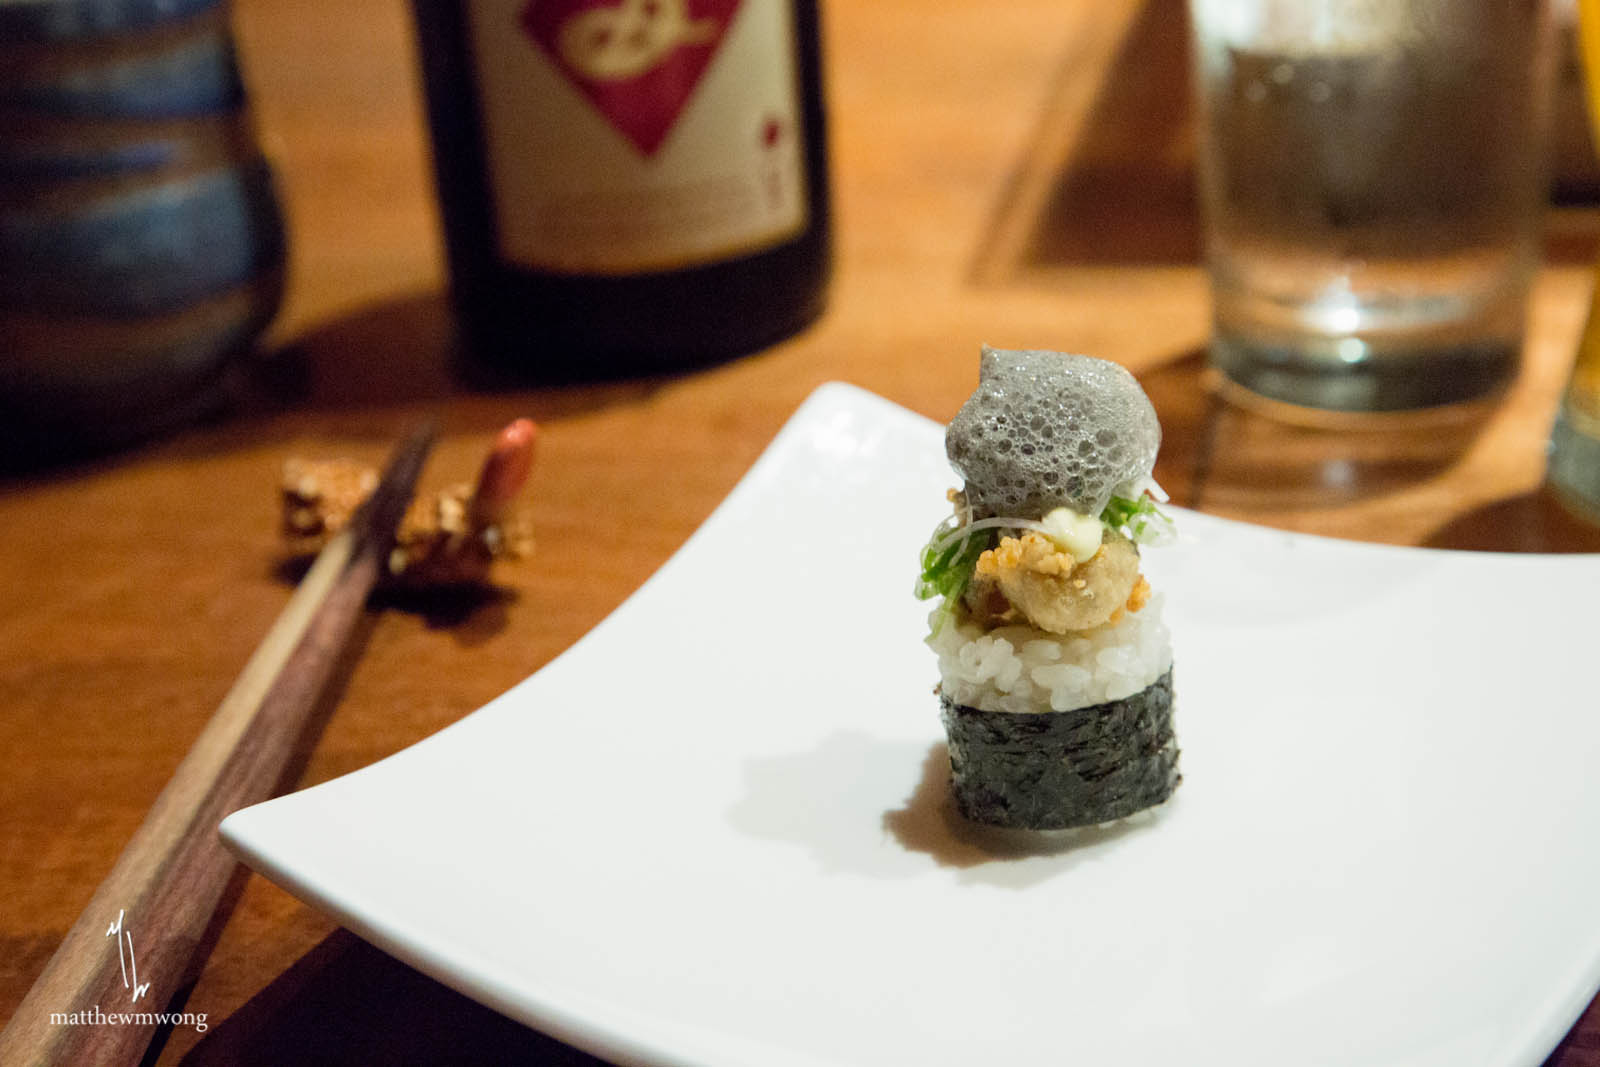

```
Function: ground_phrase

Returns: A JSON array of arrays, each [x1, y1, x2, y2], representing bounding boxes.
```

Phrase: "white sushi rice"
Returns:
[[927, 594, 1172, 714]]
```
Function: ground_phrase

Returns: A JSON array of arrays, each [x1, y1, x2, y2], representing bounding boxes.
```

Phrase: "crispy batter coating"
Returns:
[[966, 530, 1141, 633]]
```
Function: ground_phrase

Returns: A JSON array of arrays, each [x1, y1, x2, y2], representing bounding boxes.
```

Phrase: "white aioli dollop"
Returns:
[[1039, 507, 1102, 563]]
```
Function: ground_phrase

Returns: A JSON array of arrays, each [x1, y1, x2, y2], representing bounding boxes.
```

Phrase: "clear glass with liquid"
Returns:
[[1189, 0, 1557, 412]]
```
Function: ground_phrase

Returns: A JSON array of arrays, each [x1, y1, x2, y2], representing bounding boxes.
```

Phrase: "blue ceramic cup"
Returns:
[[0, 0, 285, 462]]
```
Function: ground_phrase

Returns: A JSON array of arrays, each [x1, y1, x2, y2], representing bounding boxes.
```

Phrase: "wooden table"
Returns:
[[3, 0, 1599, 1062]]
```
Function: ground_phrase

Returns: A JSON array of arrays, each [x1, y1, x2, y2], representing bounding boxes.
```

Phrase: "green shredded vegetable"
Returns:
[[914, 523, 993, 603], [1100, 495, 1175, 544], [914, 522, 995, 633]]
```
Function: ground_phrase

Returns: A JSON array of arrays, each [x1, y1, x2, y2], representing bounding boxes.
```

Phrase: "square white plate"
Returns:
[[223, 383, 1600, 1067]]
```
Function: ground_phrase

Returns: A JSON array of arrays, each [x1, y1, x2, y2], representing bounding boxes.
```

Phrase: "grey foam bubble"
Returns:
[[946, 347, 1160, 518]]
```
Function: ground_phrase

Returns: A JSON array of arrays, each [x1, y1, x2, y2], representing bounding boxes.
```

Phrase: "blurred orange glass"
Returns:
[[1551, 0, 1600, 518]]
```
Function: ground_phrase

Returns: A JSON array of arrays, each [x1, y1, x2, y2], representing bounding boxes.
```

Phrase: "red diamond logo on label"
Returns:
[[522, 0, 742, 157]]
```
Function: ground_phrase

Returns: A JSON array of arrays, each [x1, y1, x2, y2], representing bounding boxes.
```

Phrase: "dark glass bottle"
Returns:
[[410, 0, 832, 383]]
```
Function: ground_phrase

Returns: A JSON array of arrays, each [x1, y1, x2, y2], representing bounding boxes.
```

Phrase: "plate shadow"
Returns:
[[729, 732, 1166, 890]]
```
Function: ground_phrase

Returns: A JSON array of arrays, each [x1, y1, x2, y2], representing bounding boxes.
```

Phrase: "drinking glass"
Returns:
[[1188, 0, 1557, 413]]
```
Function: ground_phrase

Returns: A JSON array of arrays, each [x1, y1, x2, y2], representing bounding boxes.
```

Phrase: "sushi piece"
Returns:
[[918, 347, 1180, 829]]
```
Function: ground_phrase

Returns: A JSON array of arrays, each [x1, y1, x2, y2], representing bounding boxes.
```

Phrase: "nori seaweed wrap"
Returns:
[[918, 348, 1181, 830], [940, 670, 1179, 829]]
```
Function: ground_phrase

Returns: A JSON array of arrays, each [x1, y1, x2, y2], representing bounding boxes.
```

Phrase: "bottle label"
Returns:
[[464, 0, 809, 275]]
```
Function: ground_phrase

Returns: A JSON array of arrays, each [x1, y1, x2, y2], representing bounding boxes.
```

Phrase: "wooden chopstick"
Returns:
[[0, 423, 435, 1067]]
